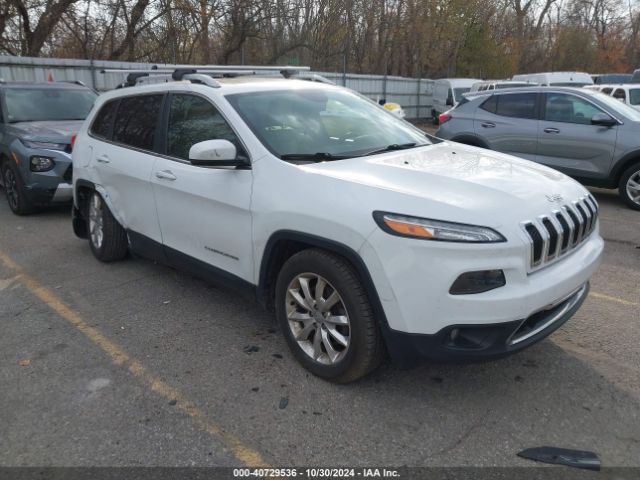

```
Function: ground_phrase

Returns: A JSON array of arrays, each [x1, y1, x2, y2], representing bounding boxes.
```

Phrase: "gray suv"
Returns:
[[0, 82, 97, 215], [436, 86, 640, 210]]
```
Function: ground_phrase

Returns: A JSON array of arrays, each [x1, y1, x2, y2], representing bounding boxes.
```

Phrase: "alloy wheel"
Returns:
[[626, 171, 640, 206], [88, 194, 104, 249], [4, 169, 18, 211], [285, 273, 351, 365]]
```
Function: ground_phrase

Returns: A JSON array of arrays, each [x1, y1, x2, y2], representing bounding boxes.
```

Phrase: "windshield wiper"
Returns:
[[280, 152, 351, 161], [361, 142, 420, 156]]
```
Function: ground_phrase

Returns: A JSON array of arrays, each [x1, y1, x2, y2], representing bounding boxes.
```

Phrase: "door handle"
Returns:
[[155, 170, 177, 181], [481, 122, 496, 128], [544, 127, 560, 134], [96, 155, 110, 163]]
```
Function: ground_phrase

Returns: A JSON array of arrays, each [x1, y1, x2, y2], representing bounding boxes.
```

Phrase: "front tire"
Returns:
[[2, 162, 35, 215], [87, 191, 128, 262], [619, 162, 640, 210], [275, 249, 384, 383]]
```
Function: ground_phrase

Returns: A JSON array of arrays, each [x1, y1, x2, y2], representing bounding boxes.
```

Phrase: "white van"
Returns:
[[512, 72, 593, 87], [469, 80, 534, 92], [432, 78, 480, 122]]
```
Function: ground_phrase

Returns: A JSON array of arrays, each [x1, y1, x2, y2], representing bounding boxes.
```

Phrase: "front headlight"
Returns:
[[373, 211, 506, 243], [30, 156, 55, 172], [22, 139, 68, 151]]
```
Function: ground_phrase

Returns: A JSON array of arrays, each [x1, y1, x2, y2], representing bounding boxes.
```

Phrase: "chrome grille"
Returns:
[[521, 194, 598, 271]]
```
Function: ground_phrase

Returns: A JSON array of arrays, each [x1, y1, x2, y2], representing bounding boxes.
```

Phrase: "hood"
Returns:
[[8, 120, 83, 143], [300, 142, 589, 224]]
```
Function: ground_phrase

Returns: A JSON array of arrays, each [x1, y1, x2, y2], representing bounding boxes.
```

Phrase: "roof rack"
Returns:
[[101, 65, 319, 88], [61, 80, 87, 87]]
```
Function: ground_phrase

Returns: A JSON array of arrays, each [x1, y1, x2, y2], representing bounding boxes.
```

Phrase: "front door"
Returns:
[[152, 92, 254, 283], [537, 92, 617, 178]]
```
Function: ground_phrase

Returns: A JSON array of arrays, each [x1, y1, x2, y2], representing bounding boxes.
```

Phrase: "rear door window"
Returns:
[[112, 94, 163, 151], [494, 93, 538, 119]]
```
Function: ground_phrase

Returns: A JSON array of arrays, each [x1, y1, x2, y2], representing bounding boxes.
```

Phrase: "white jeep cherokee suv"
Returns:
[[72, 70, 603, 382]]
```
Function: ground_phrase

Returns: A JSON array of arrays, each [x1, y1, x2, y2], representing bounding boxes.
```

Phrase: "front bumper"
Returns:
[[359, 222, 603, 363], [24, 181, 73, 204], [381, 282, 589, 363], [10, 140, 73, 205]]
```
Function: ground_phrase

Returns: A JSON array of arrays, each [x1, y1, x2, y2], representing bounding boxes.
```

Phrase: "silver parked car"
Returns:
[[436, 87, 640, 210]]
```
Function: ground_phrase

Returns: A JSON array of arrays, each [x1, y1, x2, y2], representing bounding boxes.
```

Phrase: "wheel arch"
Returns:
[[72, 179, 97, 238], [258, 230, 420, 363], [257, 231, 388, 323], [612, 152, 640, 185], [450, 134, 490, 149]]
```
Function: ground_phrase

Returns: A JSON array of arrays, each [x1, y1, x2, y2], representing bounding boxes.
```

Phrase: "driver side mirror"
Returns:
[[188, 139, 248, 167], [591, 113, 617, 127]]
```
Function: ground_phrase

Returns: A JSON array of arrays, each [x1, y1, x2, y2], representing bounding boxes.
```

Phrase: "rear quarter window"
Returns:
[[90, 100, 118, 139], [479, 95, 497, 114]]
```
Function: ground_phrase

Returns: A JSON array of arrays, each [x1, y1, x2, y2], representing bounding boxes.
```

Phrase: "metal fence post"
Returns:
[[416, 77, 421, 119], [89, 58, 97, 90]]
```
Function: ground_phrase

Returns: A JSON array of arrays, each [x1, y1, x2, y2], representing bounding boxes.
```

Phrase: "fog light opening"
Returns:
[[449, 269, 506, 295]]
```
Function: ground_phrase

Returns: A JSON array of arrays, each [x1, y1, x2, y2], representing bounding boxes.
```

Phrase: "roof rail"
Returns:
[[61, 80, 86, 87], [103, 65, 311, 88], [289, 73, 335, 85]]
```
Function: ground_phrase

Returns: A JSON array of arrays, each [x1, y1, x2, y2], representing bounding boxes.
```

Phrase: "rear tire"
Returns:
[[619, 162, 640, 210], [1, 162, 36, 215], [87, 191, 128, 262], [275, 248, 384, 383]]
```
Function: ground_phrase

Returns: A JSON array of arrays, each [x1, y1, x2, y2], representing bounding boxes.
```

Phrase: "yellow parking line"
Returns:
[[0, 251, 268, 468], [590, 291, 638, 307]]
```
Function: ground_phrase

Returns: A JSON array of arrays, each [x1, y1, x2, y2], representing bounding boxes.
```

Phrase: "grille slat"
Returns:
[[521, 195, 597, 272]]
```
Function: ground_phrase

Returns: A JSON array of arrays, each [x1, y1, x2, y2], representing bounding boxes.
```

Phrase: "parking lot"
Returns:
[[0, 184, 639, 468]]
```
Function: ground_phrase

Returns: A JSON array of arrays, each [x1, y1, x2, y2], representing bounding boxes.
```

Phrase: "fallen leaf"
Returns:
[[19, 359, 31, 367]]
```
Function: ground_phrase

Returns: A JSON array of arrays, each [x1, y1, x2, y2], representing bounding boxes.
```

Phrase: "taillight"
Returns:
[[439, 113, 452, 124], [70, 133, 77, 151]]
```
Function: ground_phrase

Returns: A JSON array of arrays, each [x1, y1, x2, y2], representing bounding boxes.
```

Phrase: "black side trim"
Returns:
[[127, 230, 167, 264], [127, 230, 256, 300]]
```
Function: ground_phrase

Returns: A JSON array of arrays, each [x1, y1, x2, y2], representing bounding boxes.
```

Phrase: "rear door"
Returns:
[[536, 92, 616, 178], [151, 92, 254, 283], [473, 92, 540, 161], [91, 94, 164, 244]]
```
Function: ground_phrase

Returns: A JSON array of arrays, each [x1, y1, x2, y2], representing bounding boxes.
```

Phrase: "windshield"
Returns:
[[585, 90, 640, 121], [225, 88, 430, 159], [453, 87, 470, 100], [5, 88, 97, 123], [629, 89, 640, 106]]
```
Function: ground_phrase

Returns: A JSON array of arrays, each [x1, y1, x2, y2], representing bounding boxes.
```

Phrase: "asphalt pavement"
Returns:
[[0, 186, 639, 468]]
